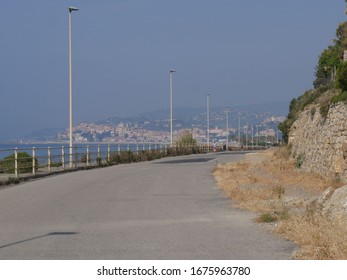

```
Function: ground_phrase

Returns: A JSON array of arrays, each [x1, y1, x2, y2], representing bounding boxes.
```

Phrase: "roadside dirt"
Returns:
[[213, 148, 347, 259]]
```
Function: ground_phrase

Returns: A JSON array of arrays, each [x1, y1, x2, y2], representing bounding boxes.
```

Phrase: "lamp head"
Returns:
[[69, 7, 79, 12]]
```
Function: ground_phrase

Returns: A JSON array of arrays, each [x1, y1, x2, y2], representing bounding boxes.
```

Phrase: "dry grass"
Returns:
[[213, 147, 346, 259], [276, 213, 347, 259]]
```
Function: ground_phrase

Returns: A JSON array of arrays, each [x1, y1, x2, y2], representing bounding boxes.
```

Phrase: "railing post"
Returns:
[[107, 144, 110, 162], [74, 146, 77, 168], [97, 145, 101, 161], [62, 146, 65, 170], [32, 147, 36, 175], [48, 146, 51, 173], [127, 144, 130, 151], [86, 145, 90, 166], [14, 147, 18, 178], [118, 144, 121, 154], [136, 143, 139, 155], [149, 144, 151, 151]]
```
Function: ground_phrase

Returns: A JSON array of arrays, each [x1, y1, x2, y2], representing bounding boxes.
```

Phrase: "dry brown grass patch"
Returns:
[[276, 213, 347, 259], [213, 147, 347, 259]]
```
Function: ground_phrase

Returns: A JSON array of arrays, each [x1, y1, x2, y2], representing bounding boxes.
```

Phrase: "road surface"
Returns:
[[0, 152, 295, 259]]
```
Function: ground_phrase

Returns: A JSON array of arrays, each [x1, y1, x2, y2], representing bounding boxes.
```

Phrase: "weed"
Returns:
[[272, 185, 285, 199], [310, 107, 316, 120], [213, 148, 344, 259], [96, 157, 102, 166], [258, 213, 278, 223], [6, 177, 20, 185], [274, 144, 292, 160], [295, 153, 305, 168], [50, 161, 62, 167], [331, 91, 347, 104]]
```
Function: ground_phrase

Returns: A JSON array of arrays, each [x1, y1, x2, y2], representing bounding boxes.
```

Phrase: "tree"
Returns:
[[336, 61, 347, 91], [314, 45, 340, 89], [176, 130, 197, 147], [313, 18, 347, 89]]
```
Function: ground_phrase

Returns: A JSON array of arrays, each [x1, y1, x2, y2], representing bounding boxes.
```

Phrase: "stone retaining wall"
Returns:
[[289, 102, 347, 182]]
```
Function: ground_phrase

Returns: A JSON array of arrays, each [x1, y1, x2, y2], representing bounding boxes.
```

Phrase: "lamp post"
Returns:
[[251, 125, 254, 149], [245, 120, 248, 149], [68, 6, 79, 168], [207, 94, 210, 151], [238, 112, 241, 148], [225, 106, 229, 151], [169, 70, 175, 147]]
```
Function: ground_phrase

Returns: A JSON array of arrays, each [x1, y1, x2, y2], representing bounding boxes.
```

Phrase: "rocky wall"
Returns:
[[289, 102, 347, 182]]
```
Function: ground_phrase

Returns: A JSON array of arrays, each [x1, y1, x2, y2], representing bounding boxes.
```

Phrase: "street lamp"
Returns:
[[207, 94, 210, 151], [251, 125, 254, 149], [68, 7, 79, 168], [245, 120, 248, 149], [169, 69, 175, 147], [225, 106, 229, 151], [238, 112, 241, 148]]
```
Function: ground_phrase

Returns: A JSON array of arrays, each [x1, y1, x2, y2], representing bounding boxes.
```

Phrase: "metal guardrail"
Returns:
[[0, 143, 170, 182], [0, 143, 266, 184]]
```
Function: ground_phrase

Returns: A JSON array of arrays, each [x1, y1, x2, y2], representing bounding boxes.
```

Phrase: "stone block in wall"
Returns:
[[322, 186, 347, 225], [343, 141, 347, 159], [334, 156, 346, 174]]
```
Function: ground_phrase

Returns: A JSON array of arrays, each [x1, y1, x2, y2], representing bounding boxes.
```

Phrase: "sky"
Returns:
[[0, 0, 346, 141]]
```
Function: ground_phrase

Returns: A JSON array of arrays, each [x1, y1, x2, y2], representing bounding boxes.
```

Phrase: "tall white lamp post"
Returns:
[[169, 70, 175, 147], [238, 112, 241, 148], [207, 94, 210, 151], [225, 106, 229, 151], [69, 7, 79, 168]]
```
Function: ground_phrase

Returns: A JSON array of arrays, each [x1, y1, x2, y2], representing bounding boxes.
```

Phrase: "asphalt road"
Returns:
[[0, 152, 295, 259]]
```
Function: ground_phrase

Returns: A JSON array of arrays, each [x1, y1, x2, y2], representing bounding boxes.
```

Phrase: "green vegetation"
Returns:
[[50, 161, 62, 167], [335, 61, 347, 92], [279, 17, 347, 142], [0, 152, 38, 174], [175, 130, 197, 147], [295, 153, 305, 169], [258, 213, 278, 223]]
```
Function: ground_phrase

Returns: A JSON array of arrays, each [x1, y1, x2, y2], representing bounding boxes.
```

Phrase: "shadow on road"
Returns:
[[0, 232, 78, 250]]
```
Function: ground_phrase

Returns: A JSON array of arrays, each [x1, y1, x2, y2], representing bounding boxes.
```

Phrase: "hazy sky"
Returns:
[[0, 0, 345, 141]]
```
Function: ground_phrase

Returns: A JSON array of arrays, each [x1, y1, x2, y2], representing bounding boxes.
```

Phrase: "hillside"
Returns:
[[280, 20, 347, 141], [21, 102, 288, 143], [279, 19, 347, 181]]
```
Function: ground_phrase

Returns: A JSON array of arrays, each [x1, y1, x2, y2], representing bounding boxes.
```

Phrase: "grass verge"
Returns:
[[213, 147, 347, 259]]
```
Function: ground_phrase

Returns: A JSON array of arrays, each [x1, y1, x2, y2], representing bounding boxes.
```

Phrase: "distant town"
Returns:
[[20, 106, 286, 145]]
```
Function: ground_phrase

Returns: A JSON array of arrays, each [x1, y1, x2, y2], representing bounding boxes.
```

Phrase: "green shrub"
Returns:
[[118, 151, 136, 164], [96, 157, 102, 166], [50, 161, 62, 167], [0, 152, 38, 174], [310, 107, 316, 120], [319, 102, 331, 120], [259, 213, 278, 223], [335, 61, 347, 91], [80, 154, 89, 164], [6, 177, 20, 185], [176, 130, 197, 147], [295, 153, 305, 168], [331, 91, 347, 104]]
